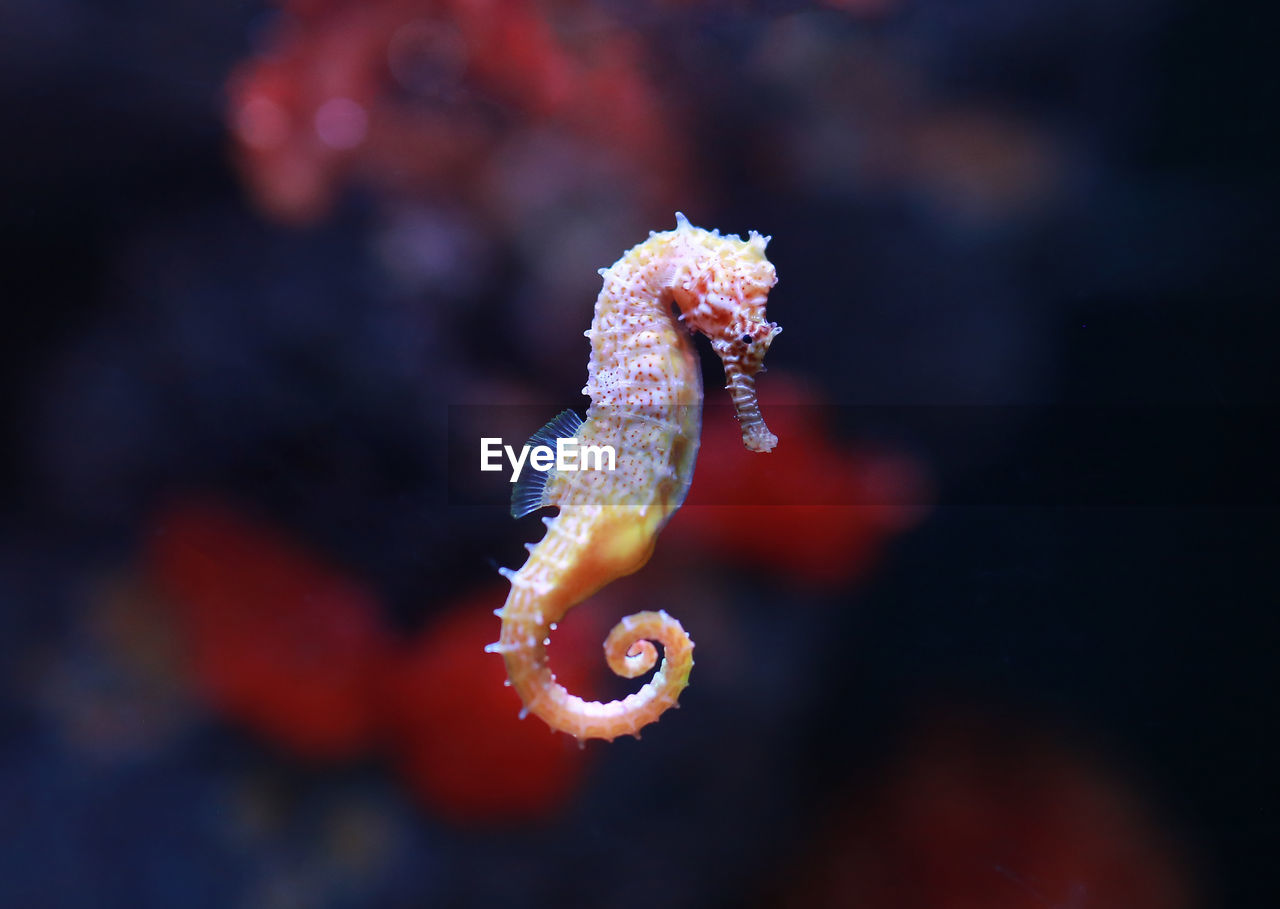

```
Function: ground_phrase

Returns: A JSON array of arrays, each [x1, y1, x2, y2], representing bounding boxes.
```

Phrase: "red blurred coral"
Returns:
[[148, 499, 601, 821], [381, 585, 601, 823], [227, 0, 686, 223], [142, 381, 928, 814], [782, 714, 1196, 908], [670, 374, 929, 588], [148, 501, 393, 759]]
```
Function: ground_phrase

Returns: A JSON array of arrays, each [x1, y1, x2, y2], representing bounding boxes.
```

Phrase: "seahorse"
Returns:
[[486, 213, 781, 741]]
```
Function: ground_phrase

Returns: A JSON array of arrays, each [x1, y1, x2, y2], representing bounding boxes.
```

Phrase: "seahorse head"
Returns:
[[665, 213, 782, 452]]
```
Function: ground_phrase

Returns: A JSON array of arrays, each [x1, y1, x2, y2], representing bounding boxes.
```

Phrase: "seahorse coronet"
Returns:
[[491, 215, 781, 741]]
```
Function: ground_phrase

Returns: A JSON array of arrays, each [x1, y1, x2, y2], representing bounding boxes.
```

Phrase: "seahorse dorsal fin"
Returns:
[[510, 409, 584, 518]]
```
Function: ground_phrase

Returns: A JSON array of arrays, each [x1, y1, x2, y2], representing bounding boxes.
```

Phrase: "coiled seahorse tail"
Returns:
[[489, 595, 694, 741], [489, 214, 780, 742]]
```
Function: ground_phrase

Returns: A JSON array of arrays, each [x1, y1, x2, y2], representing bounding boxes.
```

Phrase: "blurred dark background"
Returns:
[[1, 1, 1275, 907]]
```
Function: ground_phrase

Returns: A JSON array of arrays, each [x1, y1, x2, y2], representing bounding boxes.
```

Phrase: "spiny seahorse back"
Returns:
[[488, 214, 781, 742], [664, 212, 782, 452]]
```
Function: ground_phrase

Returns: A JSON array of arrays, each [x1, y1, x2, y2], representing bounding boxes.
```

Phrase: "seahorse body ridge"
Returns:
[[490, 214, 781, 742]]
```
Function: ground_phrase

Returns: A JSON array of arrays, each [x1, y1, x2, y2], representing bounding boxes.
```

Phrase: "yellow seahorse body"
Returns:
[[488, 214, 781, 742]]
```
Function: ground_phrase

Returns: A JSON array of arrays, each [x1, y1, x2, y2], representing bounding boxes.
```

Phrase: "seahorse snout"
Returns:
[[714, 320, 781, 452]]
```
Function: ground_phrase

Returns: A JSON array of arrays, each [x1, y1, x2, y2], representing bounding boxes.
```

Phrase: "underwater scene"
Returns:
[[1, 1, 1274, 906]]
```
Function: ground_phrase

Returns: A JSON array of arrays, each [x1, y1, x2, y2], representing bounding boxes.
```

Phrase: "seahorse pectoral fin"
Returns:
[[511, 409, 585, 518]]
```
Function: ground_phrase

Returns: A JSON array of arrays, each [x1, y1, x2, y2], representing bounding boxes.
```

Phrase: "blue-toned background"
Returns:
[[1, 1, 1274, 906]]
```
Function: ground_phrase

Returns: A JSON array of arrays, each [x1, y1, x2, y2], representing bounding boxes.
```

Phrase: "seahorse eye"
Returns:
[[741, 334, 752, 346]]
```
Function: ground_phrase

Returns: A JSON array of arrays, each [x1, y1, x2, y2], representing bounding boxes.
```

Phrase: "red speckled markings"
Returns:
[[486, 214, 782, 742]]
